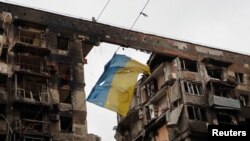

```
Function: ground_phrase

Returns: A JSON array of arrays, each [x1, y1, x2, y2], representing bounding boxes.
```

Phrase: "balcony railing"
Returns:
[[15, 88, 49, 104], [14, 62, 50, 77], [14, 119, 50, 135]]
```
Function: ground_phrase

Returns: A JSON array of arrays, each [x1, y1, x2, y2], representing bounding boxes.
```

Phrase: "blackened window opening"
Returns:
[[60, 116, 73, 132], [180, 59, 198, 72]]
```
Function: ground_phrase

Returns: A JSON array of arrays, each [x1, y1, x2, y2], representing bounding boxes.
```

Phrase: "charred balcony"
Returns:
[[208, 81, 241, 110], [14, 110, 51, 137], [12, 21, 51, 56], [14, 54, 50, 77], [13, 74, 50, 107]]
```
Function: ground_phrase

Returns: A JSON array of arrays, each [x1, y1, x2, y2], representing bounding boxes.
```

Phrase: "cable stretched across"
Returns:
[[97, 0, 111, 21], [115, 0, 150, 53]]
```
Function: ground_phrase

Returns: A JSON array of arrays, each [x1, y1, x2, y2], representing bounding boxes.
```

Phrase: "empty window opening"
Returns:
[[59, 89, 72, 104], [145, 104, 158, 121], [183, 81, 202, 96], [217, 113, 235, 125], [212, 83, 234, 98], [180, 59, 198, 72], [206, 67, 222, 79], [146, 79, 158, 97], [57, 36, 69, 50], [0, 47, 8, 61], [239, 95, 248, 106], [0, 105, 6, 120], [0, 74, 7, 88], [187, 106, 207, 121], [235, 72, 244, 84], [19, 29, 41, 46], [0, 134, 6, 141], [60, 116, 73, 132]]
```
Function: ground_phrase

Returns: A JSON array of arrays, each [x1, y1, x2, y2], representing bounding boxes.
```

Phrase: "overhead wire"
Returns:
[[85, 0, 151, 113], [115, 0, 150, 53], [96, 0, 111, 21]]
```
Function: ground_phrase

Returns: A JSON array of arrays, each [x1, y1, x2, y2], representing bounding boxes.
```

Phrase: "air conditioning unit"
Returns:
[[50, 114, 60, 121]]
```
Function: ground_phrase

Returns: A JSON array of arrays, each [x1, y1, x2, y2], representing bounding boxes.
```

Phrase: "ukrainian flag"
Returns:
[[87, 54, 150, 116]]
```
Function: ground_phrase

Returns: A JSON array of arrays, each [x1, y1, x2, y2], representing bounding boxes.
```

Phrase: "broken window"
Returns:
[[60, 116, 73, 132], [187, 106, 207, 121], [235, 72, 244, 84], [146, 79, 158, 97], [145, 104, 158, 122], [206, 67, 222, 79], [19, 28, 42, 46], [183, 81, 203, 96], [212, 83, 234, 98], [57, 36, 69, 50], [59, 89, 72, 104], [217, 112, 236, 125], [180, 58, 198, 72], [239, 95, 248, 106]]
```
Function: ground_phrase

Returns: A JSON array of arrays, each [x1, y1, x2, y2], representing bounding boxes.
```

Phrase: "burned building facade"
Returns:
[[0, 1, 250, 141], [115, 47, 250, 140], [0, 3, 90, 141]]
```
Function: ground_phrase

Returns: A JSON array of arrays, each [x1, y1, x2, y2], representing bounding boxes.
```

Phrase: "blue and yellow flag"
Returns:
[[87, 54, 150, 116]]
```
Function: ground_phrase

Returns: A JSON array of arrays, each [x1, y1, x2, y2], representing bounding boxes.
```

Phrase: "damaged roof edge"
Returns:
[[1, 2, 250, 62]]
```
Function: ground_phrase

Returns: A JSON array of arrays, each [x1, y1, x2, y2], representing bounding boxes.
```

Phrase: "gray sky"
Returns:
[[2, 0, 250, 140]]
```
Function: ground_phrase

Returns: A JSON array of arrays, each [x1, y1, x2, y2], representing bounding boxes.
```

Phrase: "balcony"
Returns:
[[14, 119, 51, 136], [14, 62, 50, 78], [12, 27, 51, 56], [143, 63, 165, 84], [14, 87, 49, 105], [209, 95, 241, 110], [12, 41, 51, 56]]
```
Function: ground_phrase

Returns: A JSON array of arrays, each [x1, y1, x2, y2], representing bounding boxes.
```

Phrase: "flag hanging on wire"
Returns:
[[87, 54, 150, 116]]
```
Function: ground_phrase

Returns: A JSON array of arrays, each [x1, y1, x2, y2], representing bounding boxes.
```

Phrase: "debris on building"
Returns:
[[0, 2, 250, 141]]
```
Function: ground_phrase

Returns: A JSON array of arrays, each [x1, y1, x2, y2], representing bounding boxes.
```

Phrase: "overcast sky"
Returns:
[[2, 0, 250, 140]]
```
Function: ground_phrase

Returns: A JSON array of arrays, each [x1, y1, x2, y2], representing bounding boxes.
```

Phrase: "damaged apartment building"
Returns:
[[0, 2, 89, 141], [1, 2, 250, 141], [115, 41, 250, 140]]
